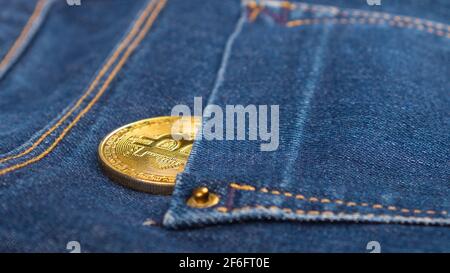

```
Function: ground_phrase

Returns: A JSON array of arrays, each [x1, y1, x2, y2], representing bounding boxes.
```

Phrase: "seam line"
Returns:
[[229, 182, 448, 217], [246, 0, 450, 38], [0, 0, 158, 164], [206, 7, 247, 106], [0, 0, 167, 176], [248, 0, 449, 29], [184, 5, 246, 172], [215, 205, 450, 225]]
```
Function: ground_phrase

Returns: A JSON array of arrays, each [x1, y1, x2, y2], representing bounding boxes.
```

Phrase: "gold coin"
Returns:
[[98, 116, 199, 195]]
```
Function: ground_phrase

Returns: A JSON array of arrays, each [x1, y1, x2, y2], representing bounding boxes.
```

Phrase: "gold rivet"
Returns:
[[187, 187, 220, 208]]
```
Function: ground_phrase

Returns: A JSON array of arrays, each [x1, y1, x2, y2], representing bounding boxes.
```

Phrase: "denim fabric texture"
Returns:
[[0, 0, 55, 80], [166, 0, 450, 228], [0, 0, 449, 252]]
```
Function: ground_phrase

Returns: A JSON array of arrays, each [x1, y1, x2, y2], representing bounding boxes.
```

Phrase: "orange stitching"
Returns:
[[216, 207, 228, 213], [295, 194, 305, 200], [0, 0, 159, 164], [229, 182, 448, 217], [0, 0, 167, 175], [215, 206, 449, 223], [248, 6, 263, 22], [230, 183, 255, 191], [246, 1, 450, 38], [0, 0, 48, 71], [250, 1, 448, 29], [285, 18, 450, 38]]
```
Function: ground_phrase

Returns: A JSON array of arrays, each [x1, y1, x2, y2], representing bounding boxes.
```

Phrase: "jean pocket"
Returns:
[[0, 0, 156, 170], [164, 0, 450, 228]]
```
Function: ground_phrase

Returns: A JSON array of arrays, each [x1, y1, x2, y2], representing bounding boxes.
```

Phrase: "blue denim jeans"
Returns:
[[0, 0, 449, 252]]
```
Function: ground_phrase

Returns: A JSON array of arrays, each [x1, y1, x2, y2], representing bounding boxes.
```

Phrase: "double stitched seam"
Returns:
[[226, 182, 448, 218], [0, 0, 168, 175], [246, 1, 450, 39], [215, 205, 449, 224], [286, 18, 450, 39], [0, 0, 48, 71], [224, 2, 449, 222], [0, 0, 159, 164], [0, 0, 160, 164]]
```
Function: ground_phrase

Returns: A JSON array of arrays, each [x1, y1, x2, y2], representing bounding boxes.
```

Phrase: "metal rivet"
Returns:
[[187, 187, 219, 208]]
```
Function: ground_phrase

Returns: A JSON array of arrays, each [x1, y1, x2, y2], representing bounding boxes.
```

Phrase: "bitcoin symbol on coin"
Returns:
[[98, 116, 199, 194]]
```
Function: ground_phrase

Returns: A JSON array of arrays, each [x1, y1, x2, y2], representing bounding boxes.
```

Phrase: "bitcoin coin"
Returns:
[[98, 116, 199, 194]]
